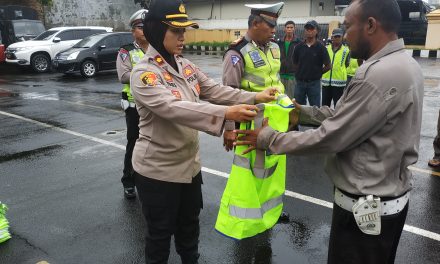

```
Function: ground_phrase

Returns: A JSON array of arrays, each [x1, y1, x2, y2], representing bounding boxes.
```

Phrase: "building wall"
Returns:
[[44, 0, 142, 31]]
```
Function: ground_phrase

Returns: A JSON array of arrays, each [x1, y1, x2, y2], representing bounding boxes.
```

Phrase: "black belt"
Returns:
[[337, 188, 408, 202]]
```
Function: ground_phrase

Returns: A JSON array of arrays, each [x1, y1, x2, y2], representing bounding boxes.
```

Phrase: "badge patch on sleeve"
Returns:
[[231, 55, 240, 66], [183, 65, 194, 78], [171, 90, 182, 99], [119, 49, 129, 61], [270, 48, 280, 59], [140, 72, 158, 86]]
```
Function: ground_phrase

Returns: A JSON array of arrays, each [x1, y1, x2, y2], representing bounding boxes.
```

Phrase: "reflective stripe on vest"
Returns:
[[215, 101, 293, 240], [322, 44, 349, 87], [347, 58, 359, 77], [239, 42, 284, 93], [122, 48, 145, 102]]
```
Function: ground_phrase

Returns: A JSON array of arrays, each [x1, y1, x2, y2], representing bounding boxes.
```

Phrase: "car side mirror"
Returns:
[[98, 45, 106, 50], [53, 37, 61, 43]]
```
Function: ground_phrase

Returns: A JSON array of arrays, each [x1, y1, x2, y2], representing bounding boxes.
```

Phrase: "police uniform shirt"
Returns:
[[116, 41, 144, 84], [257, 39, 424, 197], [130, 45, 257, 183]]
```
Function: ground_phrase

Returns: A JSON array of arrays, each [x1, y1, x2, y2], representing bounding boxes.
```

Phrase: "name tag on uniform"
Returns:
[[270, 48, 280, 59], [249, 50, 266, 68]]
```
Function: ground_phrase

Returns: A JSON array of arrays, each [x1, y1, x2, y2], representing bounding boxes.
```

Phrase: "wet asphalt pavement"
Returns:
[[0, 53, 439, 264]]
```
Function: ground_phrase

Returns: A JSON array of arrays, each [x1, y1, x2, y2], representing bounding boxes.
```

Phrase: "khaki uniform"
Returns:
[[116, 42, 144, 84], [130, 46, 257, 183], [257, 39, 424, 197]]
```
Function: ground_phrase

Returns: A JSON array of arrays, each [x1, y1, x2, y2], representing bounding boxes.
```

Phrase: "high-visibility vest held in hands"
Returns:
[[322, 44, 349, 87], [215, 96, 293, 240]]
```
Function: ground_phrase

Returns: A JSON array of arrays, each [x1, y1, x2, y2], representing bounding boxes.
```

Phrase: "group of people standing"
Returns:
[[114, 0, 425, 264], [278, 19, 363, 108]]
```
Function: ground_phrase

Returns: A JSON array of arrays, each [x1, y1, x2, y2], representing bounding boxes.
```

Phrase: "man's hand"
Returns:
[[223, 130, 236, 152], [234, 118, 269, 154], [255, 87, 279, 104], [289, 99, 302, 128], [225, 105, 258, 122]]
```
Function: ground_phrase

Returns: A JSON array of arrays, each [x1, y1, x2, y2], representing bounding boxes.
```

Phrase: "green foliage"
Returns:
[[39, 0, 53, 6]]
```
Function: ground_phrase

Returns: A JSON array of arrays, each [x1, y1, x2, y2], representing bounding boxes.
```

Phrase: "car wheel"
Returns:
[[31, 54, 50, 73], [80, 60, 97, 78]]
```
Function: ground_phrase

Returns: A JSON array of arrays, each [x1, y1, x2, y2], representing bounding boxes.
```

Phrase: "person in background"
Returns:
[[321, 28, 350, 107], [293, 20, 331, 107], [428, 110, 440, 168], [235, 0, 424, 263], [116, 9, 149, 199], [130, 0, 278, 262], [277, 20, 301, 99]]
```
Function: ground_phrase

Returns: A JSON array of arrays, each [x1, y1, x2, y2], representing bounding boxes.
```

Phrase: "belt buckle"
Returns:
[[352, 195, 381, 235]]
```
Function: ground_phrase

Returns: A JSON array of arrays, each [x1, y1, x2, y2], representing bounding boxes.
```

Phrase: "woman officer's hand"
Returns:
[[225, 105, 258, 122], [255, 87, 279, 103]]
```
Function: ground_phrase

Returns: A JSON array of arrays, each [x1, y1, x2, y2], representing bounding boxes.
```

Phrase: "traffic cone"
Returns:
[[0, 202, 11, 243]]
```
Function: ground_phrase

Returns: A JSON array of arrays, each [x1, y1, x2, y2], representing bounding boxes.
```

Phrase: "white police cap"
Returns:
[[245, 2, 284, 26], [129, 9, 148, 27]]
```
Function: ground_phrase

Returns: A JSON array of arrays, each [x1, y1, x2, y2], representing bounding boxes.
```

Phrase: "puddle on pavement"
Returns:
[[104, 129, 124, 135], [0, 145, 63, 163], [21, 92, 59, 101]]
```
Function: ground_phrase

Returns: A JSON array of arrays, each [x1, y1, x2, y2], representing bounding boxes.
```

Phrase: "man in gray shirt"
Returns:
[[234, 0, 424, 263]]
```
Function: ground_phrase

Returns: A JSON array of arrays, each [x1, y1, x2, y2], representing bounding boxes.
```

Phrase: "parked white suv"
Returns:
[[5, 26, 113, 73]]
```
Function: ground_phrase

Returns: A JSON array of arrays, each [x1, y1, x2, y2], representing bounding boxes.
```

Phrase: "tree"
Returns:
[[134, 0, 152, 8], [39, 0, 53, 6]]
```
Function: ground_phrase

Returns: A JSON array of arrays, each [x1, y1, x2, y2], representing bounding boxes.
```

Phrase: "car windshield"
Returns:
[[73, 34, 105, 48], [12, 21, 45, 37], [34, 30, 59, 40]]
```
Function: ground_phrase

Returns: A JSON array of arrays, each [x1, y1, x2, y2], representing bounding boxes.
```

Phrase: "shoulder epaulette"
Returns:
[[229, 37, 245, 48], [120, 43, 135, 52]]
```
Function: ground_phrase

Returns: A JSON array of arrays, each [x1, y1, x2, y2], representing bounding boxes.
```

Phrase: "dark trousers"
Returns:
[[433, 109, 440, 159], [121, 107, 139, 188], [135, 171, 203, 264], [322, 85, 344, 108], [328, 202, 408, 264]]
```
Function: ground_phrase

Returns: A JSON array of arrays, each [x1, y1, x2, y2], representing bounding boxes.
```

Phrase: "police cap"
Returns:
[[304, 20, 319, 30], [245, 2, 284, 27], [129, 9, 148, 28], [331, 28, 344, 37], [144, 0, 199, 29]]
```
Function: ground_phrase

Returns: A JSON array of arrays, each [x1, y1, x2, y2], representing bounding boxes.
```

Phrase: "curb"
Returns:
[[407, 49, 440, 58]]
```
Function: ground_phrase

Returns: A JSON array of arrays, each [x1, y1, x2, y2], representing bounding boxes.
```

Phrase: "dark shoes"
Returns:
[[124, 187, 136, 199], [277, 211, 290, 224], [428, 158, 440, 167]]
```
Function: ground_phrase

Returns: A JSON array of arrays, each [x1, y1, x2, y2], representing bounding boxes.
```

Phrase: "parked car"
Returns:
[[0, 31, 4, 63], [52, 32, 133, 77], [5, 26, 113, 73]]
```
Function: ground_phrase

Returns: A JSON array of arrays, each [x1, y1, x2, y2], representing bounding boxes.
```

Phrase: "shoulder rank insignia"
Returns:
[[154, 55, 165, 66], [183, 65, 194, 78], [229, 36, 244, 48], [140, 71, 158, 86]]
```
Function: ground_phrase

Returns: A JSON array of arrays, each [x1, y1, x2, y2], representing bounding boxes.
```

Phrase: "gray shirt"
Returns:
[[257, 39, 424, 197]]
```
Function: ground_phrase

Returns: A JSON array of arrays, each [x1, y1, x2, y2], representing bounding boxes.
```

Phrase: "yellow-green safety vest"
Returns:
[[239, 42, 284, 93], [122, 48, 144, 102], [347, 58, 359, 77], [322, 44, 349, 87], [215, 96, 293, 240]]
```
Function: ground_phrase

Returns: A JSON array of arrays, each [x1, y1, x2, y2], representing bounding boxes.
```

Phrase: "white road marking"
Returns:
[[1, 110, 439, 242]]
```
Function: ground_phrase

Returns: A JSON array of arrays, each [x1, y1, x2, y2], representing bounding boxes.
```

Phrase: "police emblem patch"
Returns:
[[270, 48, 280, 59], [140, 72, 158, 86], [248, 50, 266, 68], [119, 49, 129, 62], [171, 90, 182, 99], [231, 55, 240, 66], [183, 65, 194, 77]]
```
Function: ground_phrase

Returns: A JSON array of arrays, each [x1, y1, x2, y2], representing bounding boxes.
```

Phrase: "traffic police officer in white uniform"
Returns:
[[116, 9, 149, 199]]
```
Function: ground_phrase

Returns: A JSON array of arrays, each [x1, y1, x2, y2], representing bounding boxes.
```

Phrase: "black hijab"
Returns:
[[143, 19, 178, 71]]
